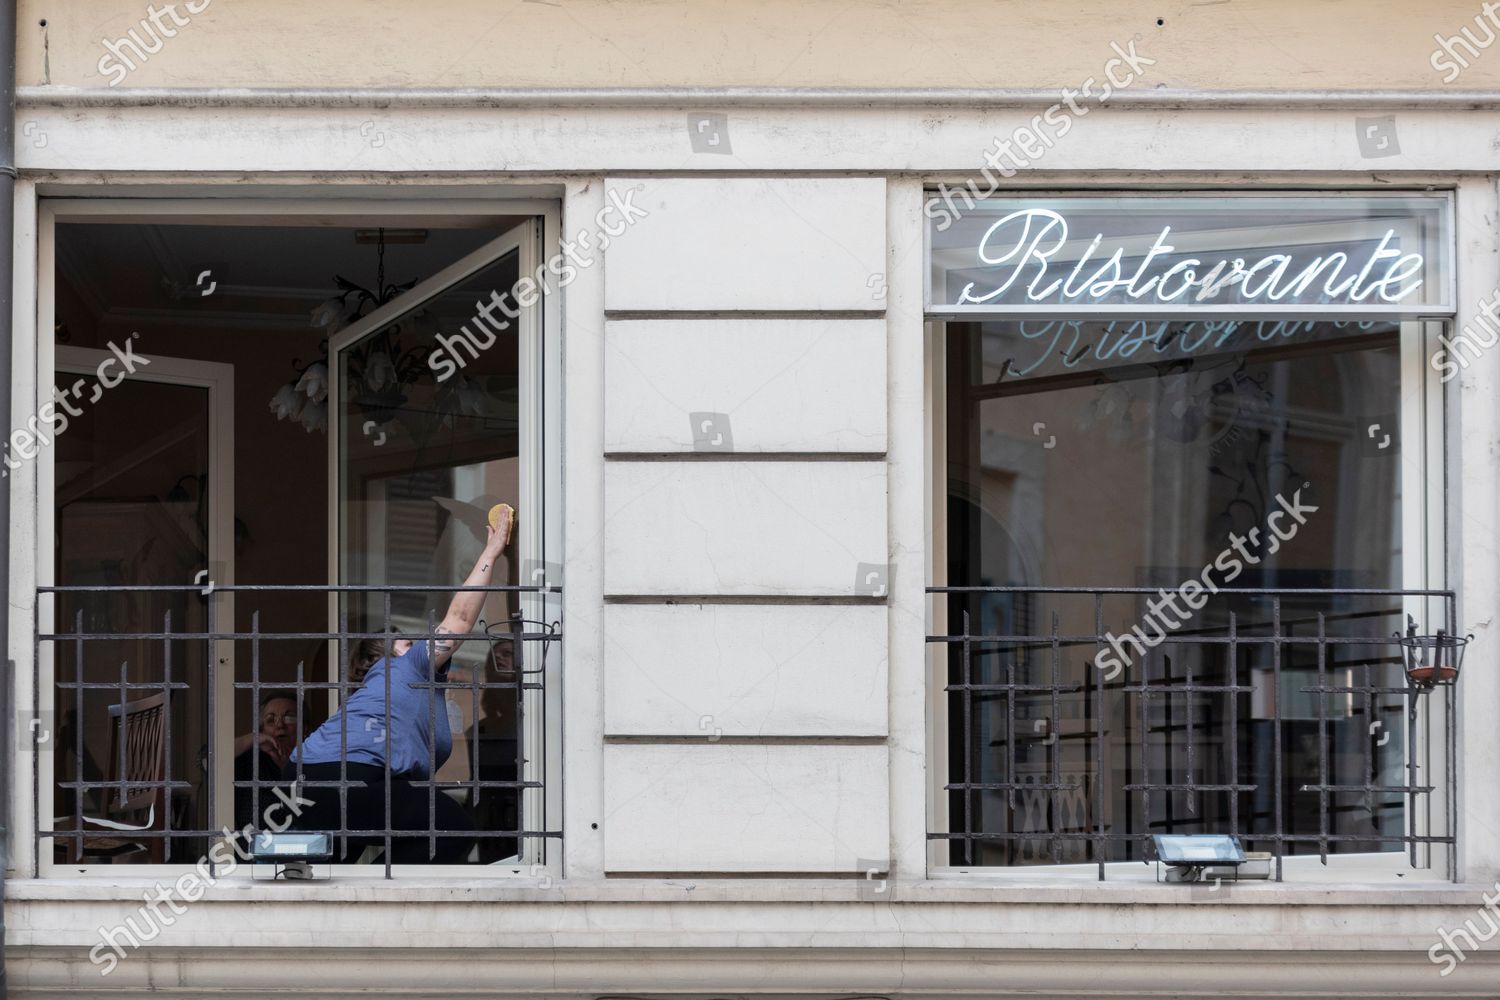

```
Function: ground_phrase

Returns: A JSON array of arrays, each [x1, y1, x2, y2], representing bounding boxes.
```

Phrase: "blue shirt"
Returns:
[[293, 642, 452, 779]]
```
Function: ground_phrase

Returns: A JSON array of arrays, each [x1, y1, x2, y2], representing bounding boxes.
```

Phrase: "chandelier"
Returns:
[[269, 228, 488, 435]]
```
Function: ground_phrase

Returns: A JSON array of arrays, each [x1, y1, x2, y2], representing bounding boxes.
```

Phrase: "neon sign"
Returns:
[[953, 208, 1426, 308], [1000, 317, 1386, 379]]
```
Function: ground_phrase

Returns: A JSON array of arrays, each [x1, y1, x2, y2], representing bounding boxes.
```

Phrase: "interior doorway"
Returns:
[[50, 347, 233, 862]]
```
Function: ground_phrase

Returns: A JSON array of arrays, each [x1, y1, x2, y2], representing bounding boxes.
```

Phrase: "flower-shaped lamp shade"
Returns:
[[295, 362, 330, 404], [364, 350, 397, 391], [301, 399, 328, 434], [310, 296, 344, 330], [269, 382, 306, 422]]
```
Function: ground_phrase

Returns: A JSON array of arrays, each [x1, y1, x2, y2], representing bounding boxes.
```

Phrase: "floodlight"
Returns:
[[251, 832, 333, 879], [1153, 834, 1246, 873]]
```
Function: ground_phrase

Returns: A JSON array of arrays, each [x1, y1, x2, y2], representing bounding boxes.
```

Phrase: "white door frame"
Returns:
[[39, 346, 235, 875]]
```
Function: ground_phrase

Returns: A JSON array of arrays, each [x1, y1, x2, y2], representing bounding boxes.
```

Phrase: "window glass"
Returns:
[[335, 248, 532, 864], [941, 316, 1419, 866]]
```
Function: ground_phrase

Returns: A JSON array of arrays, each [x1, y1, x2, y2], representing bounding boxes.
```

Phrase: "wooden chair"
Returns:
[[56, 693, 169, 864]]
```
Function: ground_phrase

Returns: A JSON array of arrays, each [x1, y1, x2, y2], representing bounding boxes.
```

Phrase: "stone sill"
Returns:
[[10, 945, 1500, 999], [6, 874, 1491, 906]]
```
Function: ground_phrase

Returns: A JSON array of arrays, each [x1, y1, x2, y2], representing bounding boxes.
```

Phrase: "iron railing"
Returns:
[[928, 585, 1459, 881], [33, 583, 561, 878]]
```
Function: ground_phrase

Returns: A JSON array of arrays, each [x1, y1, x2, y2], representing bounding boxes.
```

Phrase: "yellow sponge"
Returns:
[[488, 503, 516, 536]]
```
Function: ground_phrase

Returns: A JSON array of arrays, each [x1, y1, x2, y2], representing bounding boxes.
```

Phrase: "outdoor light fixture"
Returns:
[[251, 832, 333, 880], [1397, 615, 1472, 689], [1152, 834, 1247, 883]]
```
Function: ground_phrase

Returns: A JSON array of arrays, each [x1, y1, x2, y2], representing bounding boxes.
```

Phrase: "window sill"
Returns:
[[4, 874, 1489, 907]]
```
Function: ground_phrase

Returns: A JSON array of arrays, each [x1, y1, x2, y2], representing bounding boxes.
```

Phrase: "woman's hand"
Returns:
[[259, 732, 288, 768], [234, 730, 288, 767], [484, 510, 515, 556]]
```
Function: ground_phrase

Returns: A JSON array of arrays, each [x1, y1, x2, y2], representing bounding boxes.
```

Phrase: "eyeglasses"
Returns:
[[261, 713, 298, 727]]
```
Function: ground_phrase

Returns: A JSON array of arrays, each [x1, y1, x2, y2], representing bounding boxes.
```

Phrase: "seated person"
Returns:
[[233, 690, 300, 830], [290, 506, 513, 864]]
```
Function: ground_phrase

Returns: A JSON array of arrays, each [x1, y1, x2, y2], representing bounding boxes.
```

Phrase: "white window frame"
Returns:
[[29, 198, 564, 879], [924, 188, 1455, 882]]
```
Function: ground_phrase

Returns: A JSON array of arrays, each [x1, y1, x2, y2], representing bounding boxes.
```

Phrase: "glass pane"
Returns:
[[53, 374, 212, 864], [336, 247, 526, 864], [49, 218, 521, 865], [943, 317, 1414, 866]]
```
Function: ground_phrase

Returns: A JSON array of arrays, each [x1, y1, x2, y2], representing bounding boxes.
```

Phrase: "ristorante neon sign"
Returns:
[[954, 208, 1427, 307]]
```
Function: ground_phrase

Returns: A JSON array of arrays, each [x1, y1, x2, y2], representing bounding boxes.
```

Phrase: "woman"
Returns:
[[233, 689, 299, 830], [291, 509, 513, 864]]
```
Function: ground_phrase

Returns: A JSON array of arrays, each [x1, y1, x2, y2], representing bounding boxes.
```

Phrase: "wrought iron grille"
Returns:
[[928, 585, 1459, 881], [35, 583, 561, 878]]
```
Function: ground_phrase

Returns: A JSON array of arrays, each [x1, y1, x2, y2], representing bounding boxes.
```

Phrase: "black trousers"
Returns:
[[292, 762, 476, 865]]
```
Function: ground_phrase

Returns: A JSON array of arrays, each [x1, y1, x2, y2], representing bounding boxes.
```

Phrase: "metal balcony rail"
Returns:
[[34, 583, 561, 878], [927, 585, 1459, 881]]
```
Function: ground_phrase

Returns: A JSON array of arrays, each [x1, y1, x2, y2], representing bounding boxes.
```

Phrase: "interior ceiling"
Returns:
[[56, 221, 520, 331]]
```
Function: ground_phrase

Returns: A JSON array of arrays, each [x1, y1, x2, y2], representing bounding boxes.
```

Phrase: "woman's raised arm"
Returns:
[[431, 505, 514, 671]]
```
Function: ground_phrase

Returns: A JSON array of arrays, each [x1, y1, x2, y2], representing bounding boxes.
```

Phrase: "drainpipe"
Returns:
[[0, 1, 16, 997]]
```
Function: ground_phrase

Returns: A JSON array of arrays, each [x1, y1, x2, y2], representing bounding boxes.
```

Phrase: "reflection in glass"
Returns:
[[943, 319, 1411, 866]]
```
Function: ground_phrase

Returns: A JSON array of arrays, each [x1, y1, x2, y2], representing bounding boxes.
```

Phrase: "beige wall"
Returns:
[[17, 0, 1500, 91]]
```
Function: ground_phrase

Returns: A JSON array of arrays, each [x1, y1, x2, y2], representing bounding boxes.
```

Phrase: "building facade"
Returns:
[[6, 1, 1500, 996]]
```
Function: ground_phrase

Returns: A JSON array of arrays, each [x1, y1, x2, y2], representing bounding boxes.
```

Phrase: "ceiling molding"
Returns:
[[93, 305, 322, 332]]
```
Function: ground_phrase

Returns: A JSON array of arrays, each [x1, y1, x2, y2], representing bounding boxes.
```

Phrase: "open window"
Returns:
[[327, 219, 554, 868], [36, 203, 562, 874]]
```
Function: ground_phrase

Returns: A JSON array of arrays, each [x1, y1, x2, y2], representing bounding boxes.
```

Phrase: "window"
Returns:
[[35, 204, 562, 874], [926, 193, 1457, 880]]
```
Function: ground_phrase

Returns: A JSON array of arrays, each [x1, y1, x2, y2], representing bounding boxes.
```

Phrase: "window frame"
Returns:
[[31, 197, 564, 879], [922, 187, 1457, 881]]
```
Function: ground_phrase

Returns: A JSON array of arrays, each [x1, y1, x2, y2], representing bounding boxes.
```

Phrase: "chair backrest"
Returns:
[[105, 692, 167, 815]]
